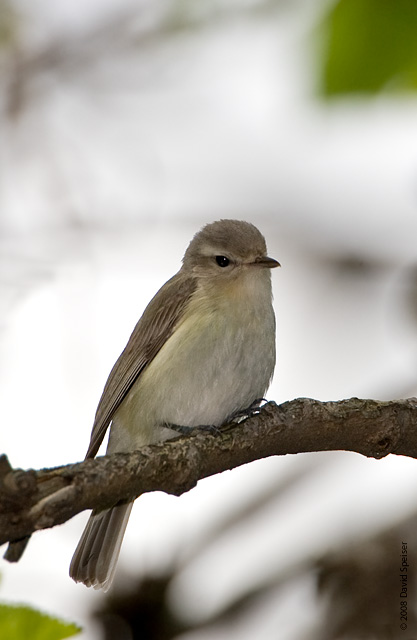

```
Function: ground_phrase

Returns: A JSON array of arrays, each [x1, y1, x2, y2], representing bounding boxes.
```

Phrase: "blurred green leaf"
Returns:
[[0, 604, 81, 640], [0, 0, 18, 49], [320, 0, 417, 95]]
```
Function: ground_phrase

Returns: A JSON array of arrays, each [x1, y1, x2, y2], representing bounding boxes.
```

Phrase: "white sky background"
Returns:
[[2, 1, 417, 638]]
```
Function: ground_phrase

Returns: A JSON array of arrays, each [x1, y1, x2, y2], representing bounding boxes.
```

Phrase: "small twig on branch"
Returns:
[[1, 397, 417, 562]]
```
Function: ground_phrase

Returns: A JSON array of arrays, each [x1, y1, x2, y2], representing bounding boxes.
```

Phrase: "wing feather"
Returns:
[[86, 272, 197, 458]]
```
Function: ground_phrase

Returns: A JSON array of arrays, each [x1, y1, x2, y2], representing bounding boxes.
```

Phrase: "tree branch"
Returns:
[[1, 397, 417, 562]]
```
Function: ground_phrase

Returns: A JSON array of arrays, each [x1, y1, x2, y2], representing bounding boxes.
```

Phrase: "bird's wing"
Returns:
[[85, 272, 197, 458]]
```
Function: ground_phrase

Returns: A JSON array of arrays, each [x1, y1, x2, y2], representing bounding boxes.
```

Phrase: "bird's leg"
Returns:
[[229, 397, 266, 422], [167, 424, 222, 436], [166, 399, 266, 437]]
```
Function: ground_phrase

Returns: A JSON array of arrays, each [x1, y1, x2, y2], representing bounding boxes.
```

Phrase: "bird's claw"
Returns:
[[167, 399, 267, 437], [229, 397, 266, 422], [167, 423, 222, 436]]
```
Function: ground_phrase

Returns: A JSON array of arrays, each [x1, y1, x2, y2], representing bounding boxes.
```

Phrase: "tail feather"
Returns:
[[69, 502, 133, 591]]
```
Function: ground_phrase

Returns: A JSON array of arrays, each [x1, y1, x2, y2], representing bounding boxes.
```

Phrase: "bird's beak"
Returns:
[[252, 256, 281, 269]]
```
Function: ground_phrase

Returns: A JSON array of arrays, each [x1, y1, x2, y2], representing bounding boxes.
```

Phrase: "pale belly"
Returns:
[[108, 286, 276, 452]]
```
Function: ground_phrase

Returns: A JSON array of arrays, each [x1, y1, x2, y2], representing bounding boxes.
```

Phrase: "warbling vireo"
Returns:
[[70, 219, 279, 590]]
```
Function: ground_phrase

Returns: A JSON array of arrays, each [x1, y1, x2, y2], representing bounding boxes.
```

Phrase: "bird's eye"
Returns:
[[215, 256, 230, 268]]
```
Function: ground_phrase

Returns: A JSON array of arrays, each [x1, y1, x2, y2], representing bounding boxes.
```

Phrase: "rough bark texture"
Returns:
[[1, 397, 417, 561]]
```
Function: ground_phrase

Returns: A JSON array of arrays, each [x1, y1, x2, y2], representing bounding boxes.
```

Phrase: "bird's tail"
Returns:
[[69, 501, 133, 591]]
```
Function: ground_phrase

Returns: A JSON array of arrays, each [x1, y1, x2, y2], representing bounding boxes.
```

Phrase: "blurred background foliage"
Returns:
[[321, 0, 417, 95], [1, 1, 417, 639], [0, 601, 80, 640]]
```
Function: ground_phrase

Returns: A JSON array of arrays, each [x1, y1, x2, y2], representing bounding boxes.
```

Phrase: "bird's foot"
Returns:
[[229, 398, 266, 422], [167, 424, 222, 436], [167, 400, 266, 437]]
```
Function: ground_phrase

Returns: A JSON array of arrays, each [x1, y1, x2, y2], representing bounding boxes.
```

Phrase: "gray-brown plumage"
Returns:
[[85, 275, 197, 459], [70, 219, 279, 590]]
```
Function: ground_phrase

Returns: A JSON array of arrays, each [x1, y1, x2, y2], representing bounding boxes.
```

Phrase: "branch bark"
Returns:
[[1, 397, 417, 561]]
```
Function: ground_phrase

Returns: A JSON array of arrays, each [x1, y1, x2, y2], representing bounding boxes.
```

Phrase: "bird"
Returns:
[[69, 219, 279, 590]]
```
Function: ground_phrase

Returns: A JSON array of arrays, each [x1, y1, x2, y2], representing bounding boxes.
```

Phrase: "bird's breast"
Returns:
[[110, 271, 276, 449]]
